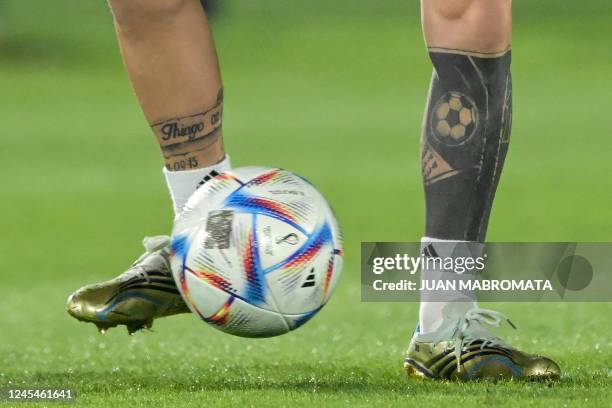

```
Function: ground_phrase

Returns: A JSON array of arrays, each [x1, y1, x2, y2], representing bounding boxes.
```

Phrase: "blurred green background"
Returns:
[[1, 1, 611, 406]]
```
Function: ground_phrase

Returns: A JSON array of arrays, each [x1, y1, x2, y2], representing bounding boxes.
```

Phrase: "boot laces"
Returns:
[[123, 236, 171, 283], [434, 308, 517, 372]]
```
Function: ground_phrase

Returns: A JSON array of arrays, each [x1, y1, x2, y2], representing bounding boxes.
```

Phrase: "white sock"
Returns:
[[163, 155, 231, 216], [418, 237, 482, 334]]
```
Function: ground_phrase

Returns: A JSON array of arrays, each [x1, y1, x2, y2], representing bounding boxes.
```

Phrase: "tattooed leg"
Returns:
[[64, 0, 229, 332], [108, 0, 230, 214], [420, 0, 512, 242], [422, 49, 512, 241], [418, 0, 512, 333]]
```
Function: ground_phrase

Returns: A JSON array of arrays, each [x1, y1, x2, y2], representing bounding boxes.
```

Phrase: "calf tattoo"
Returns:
[[152, 88, 223, 171], [421, 48, 512, 241]]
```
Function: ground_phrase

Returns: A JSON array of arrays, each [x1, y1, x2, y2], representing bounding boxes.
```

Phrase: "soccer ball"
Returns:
[[431, 91, 478, 145], [170, 167, 343, 337]]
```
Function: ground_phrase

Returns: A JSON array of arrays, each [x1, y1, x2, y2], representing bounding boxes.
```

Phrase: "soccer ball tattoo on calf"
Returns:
[[421, 49, 513, 241]]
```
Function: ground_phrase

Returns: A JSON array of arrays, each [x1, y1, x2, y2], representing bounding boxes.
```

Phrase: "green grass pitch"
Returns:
[[1, 1, 611, 406]]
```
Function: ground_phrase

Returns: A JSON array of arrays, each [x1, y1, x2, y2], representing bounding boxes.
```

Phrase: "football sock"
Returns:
[[418, 237, 482, 333], [164, 155, 231, 216], [418, 48, 512, 334]]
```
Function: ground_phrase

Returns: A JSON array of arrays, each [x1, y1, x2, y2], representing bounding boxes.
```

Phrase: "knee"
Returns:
[[108, 0, 192, 28], [430, 0, 477, 21], [423, 0, 511, 52]]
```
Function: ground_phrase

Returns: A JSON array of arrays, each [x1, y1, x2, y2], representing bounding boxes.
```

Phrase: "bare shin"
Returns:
[[108, 0, 224, 171]]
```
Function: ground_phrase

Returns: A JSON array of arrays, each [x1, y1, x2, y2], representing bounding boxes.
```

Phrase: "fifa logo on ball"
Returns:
[[431, 91, 478, 145]]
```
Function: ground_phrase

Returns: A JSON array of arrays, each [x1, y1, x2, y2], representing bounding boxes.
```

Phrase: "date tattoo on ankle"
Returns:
[[152, 88, 224, 171]]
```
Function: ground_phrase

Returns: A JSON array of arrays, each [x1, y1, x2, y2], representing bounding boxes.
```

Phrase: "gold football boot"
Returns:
[[66, 236, 189, 335], [404, 307, 561, 381]]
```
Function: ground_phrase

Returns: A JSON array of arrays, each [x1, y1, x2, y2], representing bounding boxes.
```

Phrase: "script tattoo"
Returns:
[[153, 88, 224, 170], [160, 121, 206, 142]]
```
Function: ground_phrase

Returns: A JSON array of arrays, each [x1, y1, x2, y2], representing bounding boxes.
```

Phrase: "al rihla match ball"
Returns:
[[170, 167, 343, 337]]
